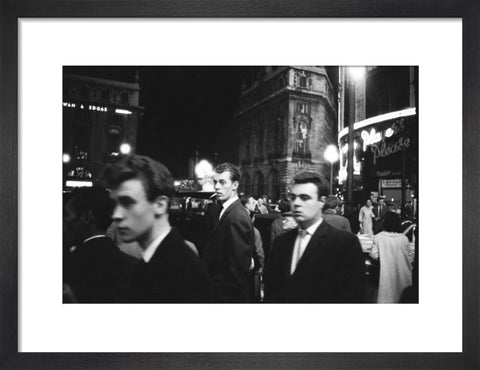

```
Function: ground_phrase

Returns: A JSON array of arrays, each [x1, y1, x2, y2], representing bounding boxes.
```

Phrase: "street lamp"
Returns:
[[195, 159, 214, 191], [324, 144, 339, 195], [63, 153, 71, 163], [120, 143, 132, 155]]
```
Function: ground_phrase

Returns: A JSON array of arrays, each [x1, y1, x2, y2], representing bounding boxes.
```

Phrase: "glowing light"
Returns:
[[195, 159, 214, 178], [338, 108, 416, 140], [348, 66, 366, 81], [119, 143, 132, 155], [88, 105, 108, 112], [385, 128, 394, 138], [361, 129, 382, 151], [115, 109, 132, 115], [63, 153, 71, 163], [66, 180, 93, 188], [324, 145, 339, 164]]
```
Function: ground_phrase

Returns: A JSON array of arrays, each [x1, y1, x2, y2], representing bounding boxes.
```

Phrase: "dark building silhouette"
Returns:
[[63, 73, 142, 189]]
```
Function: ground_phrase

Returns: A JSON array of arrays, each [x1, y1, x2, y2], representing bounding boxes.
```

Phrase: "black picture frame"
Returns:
[[1, 1, 478, 369]]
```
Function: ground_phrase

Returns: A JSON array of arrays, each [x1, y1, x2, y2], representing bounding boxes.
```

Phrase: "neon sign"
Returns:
[[89, 105, 108, 112], [361, 129, 382, 151], [371, 136, 410, 165]]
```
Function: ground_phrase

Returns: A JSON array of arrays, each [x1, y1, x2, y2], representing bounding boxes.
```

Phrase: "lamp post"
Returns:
[[324, 144, 339, 195], [344, 66, 366, 214]]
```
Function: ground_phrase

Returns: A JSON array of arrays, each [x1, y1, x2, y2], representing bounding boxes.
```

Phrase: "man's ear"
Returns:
[[232, 180, 239, 191], [153, 195, 170, 216]]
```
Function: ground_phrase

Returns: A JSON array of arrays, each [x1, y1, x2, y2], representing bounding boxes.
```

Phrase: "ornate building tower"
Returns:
[[233, 66, 337, 200]]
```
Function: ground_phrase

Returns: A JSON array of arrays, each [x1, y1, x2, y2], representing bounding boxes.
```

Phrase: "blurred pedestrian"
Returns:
[[240, 195, 265, 302], [369, 211, 414, 303], [203, 163, 254, 302], [359, 199, 374, 235], [265, 172, 365, 303], [257, 198, 269, 214], [102, 155, 212, 303], [322, 195, 351, 232], [63, 186, 137, 303], [270, 197, 298, 245], [261, 194, 273, 213]]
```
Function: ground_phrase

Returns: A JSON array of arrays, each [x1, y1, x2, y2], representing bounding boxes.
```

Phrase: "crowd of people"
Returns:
[[63, 154, 416, 304]]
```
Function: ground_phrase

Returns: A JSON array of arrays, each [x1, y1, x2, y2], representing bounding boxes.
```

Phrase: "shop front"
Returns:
[[338, 108, 418, 218]]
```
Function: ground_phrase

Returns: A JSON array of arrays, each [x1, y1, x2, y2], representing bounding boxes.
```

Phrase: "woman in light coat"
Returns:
[[370, 212, 414, 303], [358, 199, 374, 235]]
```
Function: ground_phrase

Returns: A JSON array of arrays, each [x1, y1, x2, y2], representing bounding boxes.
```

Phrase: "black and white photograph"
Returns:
[[6, 14, 472, 367], [62, 66, 419, 304]]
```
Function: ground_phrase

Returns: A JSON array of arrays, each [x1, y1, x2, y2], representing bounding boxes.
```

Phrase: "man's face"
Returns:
[[245, 197, 256, 212], [379, 199, 385, 207], [213, 171, 238, 203], [109, 178, 158, 247], [290, 183, 324, 229]]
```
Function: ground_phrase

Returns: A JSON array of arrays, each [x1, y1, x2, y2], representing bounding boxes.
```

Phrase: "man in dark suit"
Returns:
[[63, 186, 138, 303], [203, 163, 254, 302], [102, 155, 212, 303], [265, 172, 365, 303], [373, 197, 388, 234]]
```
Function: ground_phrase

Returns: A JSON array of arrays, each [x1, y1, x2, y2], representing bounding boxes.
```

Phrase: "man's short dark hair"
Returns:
[[277, 197, 291, 214], [101, 155, 174, 202], [323, 195, 341, 211], [214, 162, 241, 183], [382, 211, 402, 233], [67, 186, 113, 231], [239, 194, 251, 207], [293, 171, 328, 200]]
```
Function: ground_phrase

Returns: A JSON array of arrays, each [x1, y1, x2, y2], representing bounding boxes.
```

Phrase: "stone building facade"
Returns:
[[63, 73, 142, 187], [232, 66, 337, 201]]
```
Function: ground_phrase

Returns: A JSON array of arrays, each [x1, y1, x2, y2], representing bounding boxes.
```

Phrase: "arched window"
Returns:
[[253, 171, 264, 198], [121, 92, 129, 105], [240, 173, 251, 195], [267, 169, 280, 201]]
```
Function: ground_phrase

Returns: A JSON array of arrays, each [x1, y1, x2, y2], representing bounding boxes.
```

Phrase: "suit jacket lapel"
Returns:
[[282, 230, 298, 277], [210, 199, 238, 235], [294, 221, 330, 273]]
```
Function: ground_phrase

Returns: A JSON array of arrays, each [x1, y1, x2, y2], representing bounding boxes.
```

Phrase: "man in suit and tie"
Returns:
[[102, 155, 212, 303], [373, 197, 388, 234], [203, 163, 254, 302], [265, 171, 365, 303]]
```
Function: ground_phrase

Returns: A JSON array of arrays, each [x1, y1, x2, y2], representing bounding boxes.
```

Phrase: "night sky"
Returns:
[[64, 66, 259, 178]]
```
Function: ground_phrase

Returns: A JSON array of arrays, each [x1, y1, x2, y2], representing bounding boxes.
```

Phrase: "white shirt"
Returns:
[[219, 195, 238, 219], [141, 226, 172, 263], [290, 218, 323, 275]]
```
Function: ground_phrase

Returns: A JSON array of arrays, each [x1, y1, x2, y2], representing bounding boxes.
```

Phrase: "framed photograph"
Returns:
[[1, 1, 478, 369]]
